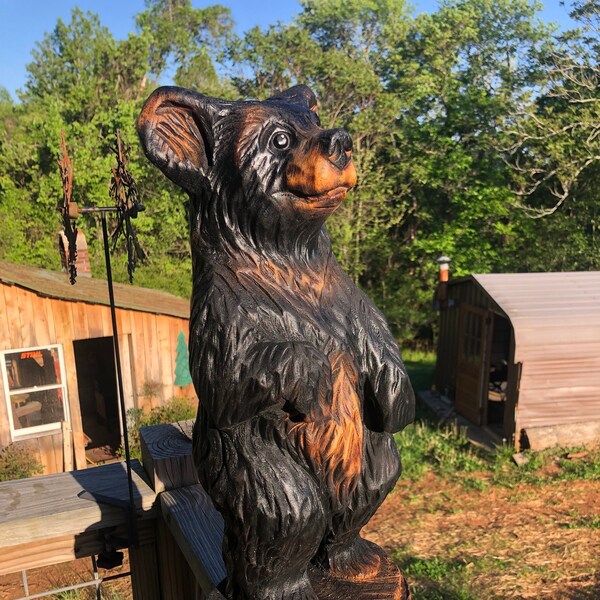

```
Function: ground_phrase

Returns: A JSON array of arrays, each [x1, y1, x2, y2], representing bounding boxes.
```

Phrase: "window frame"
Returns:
[[1, 344, 70, 440]]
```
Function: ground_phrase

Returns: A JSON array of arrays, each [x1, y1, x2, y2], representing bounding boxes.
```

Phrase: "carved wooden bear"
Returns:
[[138, 85, 415, 600]]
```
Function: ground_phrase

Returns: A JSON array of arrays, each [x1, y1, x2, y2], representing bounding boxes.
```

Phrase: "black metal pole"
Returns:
[[101, 213, 138, 547]]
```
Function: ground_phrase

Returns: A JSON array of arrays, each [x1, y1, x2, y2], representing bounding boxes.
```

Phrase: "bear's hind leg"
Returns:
[[315, 430, 401, 581], [214, 422, 328, 600]]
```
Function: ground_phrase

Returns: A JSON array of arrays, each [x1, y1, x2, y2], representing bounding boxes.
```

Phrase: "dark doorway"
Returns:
[[485, 314, 511, 435], [73, 337, 120, 463], [455, 304, 491, 425]]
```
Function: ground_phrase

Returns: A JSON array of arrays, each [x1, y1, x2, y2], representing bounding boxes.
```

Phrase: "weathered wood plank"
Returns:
[[62, 420, 73, 471], [31, 293, 52, 347], [0, 519, 156, 576], [86, 303, 104, 339], [142, 312, 161, 404], [0, 288, 11, 446], [140, 420, 197, 493], [71, 301, 90, 341], [118, 333, 136, 413], [525, 421, 600, 450], [3, 284, 22, 349], [15, 287, 36, 348], [160, 484, 226, 595], [0, 460, 156, 548], [129, 521, 161, 600], [157, 315, 175, 402], [157, 516, 199, 600]]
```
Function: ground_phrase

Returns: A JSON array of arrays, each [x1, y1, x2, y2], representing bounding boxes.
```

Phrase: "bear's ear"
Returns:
[[138, 86, 230, 194], [266, 85, 319, 114]]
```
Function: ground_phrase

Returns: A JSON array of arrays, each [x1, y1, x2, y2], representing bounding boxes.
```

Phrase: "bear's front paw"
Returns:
[[281, 344, 333, 423]]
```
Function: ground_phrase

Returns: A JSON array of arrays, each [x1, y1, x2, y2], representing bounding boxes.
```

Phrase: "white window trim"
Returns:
[[1, 344, 70, 441]]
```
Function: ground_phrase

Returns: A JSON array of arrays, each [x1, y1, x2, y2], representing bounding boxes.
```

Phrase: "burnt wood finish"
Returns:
[[138, 84, 415, 600]]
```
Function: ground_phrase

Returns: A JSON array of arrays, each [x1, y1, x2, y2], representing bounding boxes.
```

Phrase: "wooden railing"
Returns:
[[0, 420, 227, 600]]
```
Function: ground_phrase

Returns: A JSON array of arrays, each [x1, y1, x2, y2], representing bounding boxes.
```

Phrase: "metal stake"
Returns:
[[101, 212, 138, 547]]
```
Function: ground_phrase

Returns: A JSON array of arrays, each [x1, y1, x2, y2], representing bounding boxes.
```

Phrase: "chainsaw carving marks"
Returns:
[[138, 84, 415, 600]]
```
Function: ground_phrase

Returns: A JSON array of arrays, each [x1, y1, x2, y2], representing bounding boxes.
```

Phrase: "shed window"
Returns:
[[1, 345, 69, 439]]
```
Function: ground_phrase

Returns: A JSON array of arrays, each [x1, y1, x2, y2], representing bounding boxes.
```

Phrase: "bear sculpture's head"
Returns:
[[138, 85, 357, 256]]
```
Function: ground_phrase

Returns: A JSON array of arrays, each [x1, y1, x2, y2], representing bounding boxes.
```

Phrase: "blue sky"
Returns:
[[0, 0, 575, 101]]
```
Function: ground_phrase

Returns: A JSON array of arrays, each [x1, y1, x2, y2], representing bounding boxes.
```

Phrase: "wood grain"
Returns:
[[160, 484, 226, 595], [157, 516, 199, 600], [129, 521, 161, 600], [0, 519, 156, 575], [140, 420, 197, 493], [0, 459, 156, 548], [308, 542, 412, 600], [0, 280, 194, 473]]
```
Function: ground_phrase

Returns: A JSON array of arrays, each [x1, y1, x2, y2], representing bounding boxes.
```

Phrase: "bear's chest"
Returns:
[[233, 265, 356, 351], [194, 262, 359, 361]]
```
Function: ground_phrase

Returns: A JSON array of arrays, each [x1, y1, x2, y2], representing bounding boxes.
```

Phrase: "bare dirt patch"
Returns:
[[364, 473, 600, 599]]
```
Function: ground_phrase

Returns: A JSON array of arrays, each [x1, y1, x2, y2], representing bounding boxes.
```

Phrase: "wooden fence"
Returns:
[[0, 420, 226, 600]]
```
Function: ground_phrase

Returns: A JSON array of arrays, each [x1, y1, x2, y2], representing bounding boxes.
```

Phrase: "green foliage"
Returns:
[[397, 417, 487, 481], [122, 396, 196, 461], [396, 396, 600, 487], [0, 444, 44, 482], [0, 0, 598, 343]]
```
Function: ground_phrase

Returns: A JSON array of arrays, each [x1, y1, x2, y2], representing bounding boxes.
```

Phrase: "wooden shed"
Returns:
[[0, 261, 195, 474], [435, 272, 600, 450]]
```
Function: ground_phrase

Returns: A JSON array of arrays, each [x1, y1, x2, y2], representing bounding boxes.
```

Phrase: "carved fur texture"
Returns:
[[138, 85, 415, 600]]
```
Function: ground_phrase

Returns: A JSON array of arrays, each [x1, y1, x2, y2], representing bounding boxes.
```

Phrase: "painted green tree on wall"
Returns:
[[174, 331, 192, 386]]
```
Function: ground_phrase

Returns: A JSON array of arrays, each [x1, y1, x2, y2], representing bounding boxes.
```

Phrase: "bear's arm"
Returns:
[[356, 295, 415, 434], [244, 340, 333, 423], [193, 322, 333, 427]]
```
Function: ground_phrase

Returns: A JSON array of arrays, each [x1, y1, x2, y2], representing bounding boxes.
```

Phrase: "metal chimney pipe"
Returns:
[[437, 256, 451, 309]]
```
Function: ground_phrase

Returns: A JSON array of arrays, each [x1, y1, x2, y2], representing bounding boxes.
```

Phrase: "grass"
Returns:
[[391, 352, 600, 599], [402, 348, 436, 392], [398, 351, 600, 487], [397, 404, 600, 487], [0, 443, 43, 482], [393, 549, 511, 600]]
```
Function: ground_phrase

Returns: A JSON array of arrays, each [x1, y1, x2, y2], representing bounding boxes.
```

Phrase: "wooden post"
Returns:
[[62, 420, 73, 472], [129, 521, 161, 600], [139, 421, 226, 599]]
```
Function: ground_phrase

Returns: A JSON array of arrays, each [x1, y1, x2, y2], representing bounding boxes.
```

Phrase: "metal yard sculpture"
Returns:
[[57, 131, 145, 555], [138, 85, 415, 599]]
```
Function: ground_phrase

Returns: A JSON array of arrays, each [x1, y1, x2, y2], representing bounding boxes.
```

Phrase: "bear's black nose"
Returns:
[[322, 129, 353, 170]]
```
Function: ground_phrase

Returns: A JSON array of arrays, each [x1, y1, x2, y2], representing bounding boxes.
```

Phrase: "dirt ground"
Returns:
[[1, 475, 598, 599], [364, 474, 600, 599]]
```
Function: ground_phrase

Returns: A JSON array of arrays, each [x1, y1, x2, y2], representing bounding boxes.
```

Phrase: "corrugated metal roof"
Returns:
[[471, 272, 600, 431], [472, 272, 600, 362], [0, 261, 190, 319]]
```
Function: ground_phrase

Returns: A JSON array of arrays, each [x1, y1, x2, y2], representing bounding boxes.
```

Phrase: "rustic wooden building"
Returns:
[[0, 261, 195, 473], [435, 272, 600, 450]]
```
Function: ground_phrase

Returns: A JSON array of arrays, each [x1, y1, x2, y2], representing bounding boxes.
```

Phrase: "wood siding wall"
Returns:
[[0, 283, 194, 473], [436, 277, 600, 445], [435, 280, 503, 395]]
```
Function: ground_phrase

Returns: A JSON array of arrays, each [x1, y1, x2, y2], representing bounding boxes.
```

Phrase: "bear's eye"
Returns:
[[271, 132, 291, 150]]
